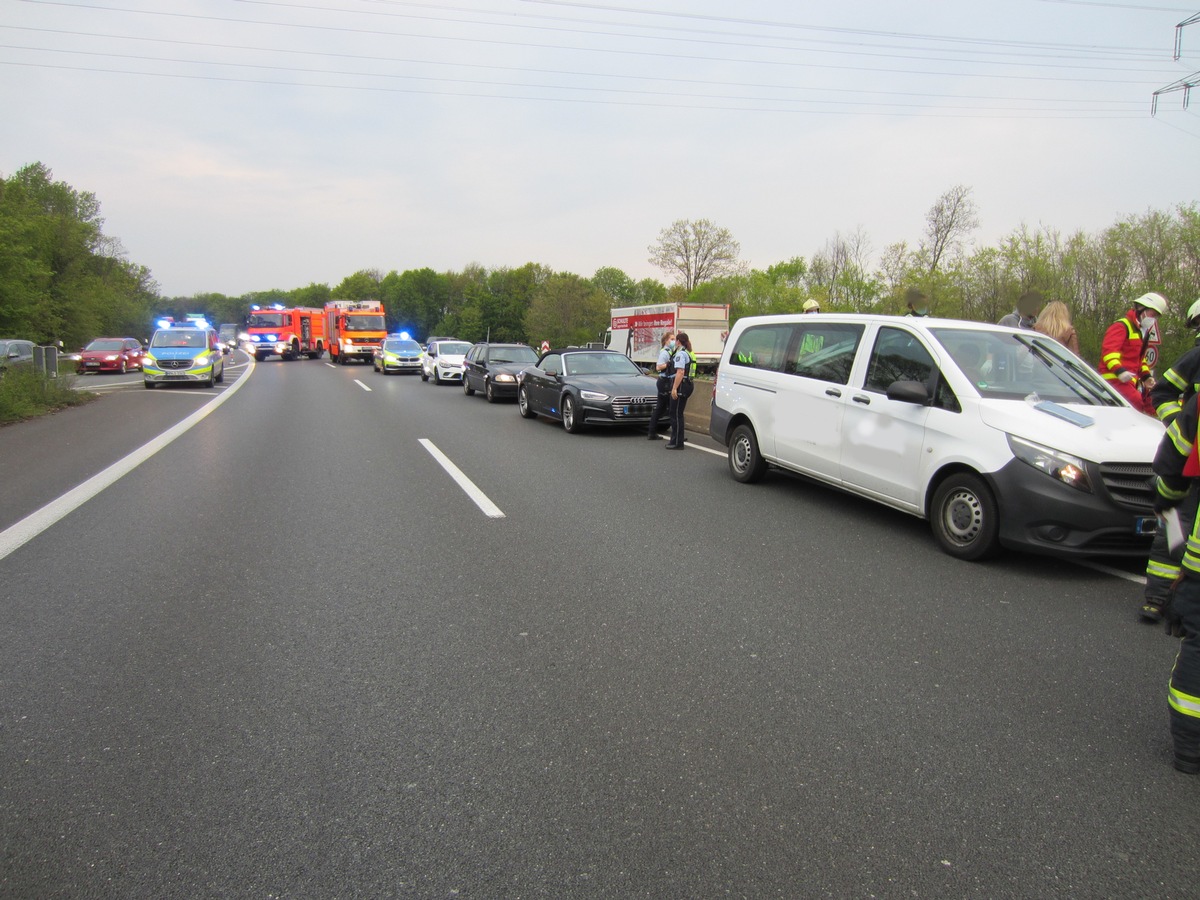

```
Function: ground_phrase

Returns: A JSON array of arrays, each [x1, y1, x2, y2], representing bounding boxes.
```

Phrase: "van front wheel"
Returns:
[[930, 473, 1000, 561], [729, 424, 767, 483]]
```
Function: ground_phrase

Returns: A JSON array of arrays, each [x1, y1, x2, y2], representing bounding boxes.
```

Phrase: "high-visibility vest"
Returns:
[[1099, 310, 1149, 382]]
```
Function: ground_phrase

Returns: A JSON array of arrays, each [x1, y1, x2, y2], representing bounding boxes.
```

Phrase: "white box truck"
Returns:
[[605, 303, 730, 372]]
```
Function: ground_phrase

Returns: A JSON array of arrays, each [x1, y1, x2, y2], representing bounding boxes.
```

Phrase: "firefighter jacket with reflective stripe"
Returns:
[[1099, 310, 1149, 384], [1154, 393, 1200, 575], [1150, 339, 1200, 425]]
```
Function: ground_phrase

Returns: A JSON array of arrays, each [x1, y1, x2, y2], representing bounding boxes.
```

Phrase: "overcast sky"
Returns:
[[3, 0, 1198, 297]]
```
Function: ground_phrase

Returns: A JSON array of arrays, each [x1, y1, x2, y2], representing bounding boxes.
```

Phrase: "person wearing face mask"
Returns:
[[1099, 291, 1167, 415], [647, 331, 675, 440]]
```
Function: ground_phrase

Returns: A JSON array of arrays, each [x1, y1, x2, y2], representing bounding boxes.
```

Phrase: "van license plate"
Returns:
[[1136, 516, 1158, 535]]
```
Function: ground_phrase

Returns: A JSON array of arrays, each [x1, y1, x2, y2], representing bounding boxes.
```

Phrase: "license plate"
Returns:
[[1136, 516, 1158, 535], [85, 362, 99, 367]]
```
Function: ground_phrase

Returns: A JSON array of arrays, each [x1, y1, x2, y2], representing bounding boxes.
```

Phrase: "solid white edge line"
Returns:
[[0, 356, 256, 562], [1072, 558, 1146, 584], [354, 379, 372, 391], [418, 439, 505, 519]]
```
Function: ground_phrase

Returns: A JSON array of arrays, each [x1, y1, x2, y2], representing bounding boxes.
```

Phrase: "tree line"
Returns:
[[3, 162, 1197, 370]]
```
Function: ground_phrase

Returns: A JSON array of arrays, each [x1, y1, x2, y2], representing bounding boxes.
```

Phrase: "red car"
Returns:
[[76, 337, 145, 374]]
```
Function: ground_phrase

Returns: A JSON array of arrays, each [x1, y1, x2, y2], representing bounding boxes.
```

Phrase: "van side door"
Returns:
[[840, 325, 944, 511], [723, 323, 797, 462], [772, 322, 866, 482]]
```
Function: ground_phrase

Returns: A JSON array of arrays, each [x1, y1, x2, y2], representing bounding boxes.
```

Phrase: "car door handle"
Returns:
[[825, 388, 841, 398], [852, 395, 871, 405]]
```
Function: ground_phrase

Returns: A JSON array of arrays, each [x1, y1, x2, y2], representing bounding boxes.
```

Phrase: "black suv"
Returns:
[[462, 342, 539, 402]]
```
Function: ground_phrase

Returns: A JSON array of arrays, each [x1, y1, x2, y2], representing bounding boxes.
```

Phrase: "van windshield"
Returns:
[[932, 328, 1121, 406]]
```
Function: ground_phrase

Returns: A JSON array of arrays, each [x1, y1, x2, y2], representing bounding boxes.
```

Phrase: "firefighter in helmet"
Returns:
[[1098, 291, 1167, 415]]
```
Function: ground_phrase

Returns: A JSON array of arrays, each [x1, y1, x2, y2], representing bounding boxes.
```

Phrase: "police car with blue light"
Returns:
[[142, 316, 225, 389]]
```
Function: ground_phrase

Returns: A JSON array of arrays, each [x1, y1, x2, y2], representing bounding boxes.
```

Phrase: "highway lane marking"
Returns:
[[418, 439, 505, 519], [1072, 559, 1145, 584], [0, 357, 256, 562], [354, 379, 372, 391]]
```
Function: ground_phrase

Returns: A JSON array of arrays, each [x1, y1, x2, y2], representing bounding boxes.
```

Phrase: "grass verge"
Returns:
[[0, 366, 97, 426]]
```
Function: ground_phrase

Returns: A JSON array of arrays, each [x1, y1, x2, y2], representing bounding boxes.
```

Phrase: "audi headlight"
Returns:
[[580, 390, 609, 401], [1008, 435, 1092, 493]]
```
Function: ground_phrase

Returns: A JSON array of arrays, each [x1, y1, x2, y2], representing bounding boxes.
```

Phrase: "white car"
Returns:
[[421, 339, 471, 384], [709, 313, 1164, 560]]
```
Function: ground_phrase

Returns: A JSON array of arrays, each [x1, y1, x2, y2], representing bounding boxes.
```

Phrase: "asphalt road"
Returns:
[[0, 353, 1193, 898]]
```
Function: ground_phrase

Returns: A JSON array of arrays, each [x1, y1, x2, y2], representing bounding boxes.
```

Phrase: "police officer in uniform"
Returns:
[[647, 332, 675, 440], [666, 332, 696, 450]]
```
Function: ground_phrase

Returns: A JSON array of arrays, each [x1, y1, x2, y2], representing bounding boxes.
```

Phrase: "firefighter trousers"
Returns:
[[1145, 487, 1200, 612], [1168, 576, 1200, 762]]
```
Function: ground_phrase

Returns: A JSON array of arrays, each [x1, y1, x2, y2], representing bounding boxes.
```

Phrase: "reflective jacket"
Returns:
[[1099, 309, 1149, 384], [1150, 339, 1200, 425], [1154, 393, 1200, 575]]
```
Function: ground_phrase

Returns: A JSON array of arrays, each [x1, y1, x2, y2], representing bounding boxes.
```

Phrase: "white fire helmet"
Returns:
[[1134, 292, 1168, 315]]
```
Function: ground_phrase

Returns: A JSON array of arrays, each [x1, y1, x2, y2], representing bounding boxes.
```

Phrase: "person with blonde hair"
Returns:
[[1033, 300, 1081, 355]]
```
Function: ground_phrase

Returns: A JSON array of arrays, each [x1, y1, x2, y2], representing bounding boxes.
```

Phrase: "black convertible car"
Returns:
[[517, 349, 659, 433]]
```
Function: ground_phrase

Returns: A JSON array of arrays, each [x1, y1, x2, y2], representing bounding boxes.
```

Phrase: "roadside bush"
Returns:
[[0, 366, 94, 425]]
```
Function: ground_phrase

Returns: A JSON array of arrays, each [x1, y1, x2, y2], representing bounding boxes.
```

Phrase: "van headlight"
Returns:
[[1008, 435, 1092, 493]]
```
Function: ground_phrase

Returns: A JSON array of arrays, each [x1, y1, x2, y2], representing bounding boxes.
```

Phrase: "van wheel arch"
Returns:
[[928, 469, 1002, 561]]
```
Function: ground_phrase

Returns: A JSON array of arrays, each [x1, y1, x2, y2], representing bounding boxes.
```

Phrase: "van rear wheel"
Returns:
[[729, 424, 767, 483], [930, 473, 1001, 561]]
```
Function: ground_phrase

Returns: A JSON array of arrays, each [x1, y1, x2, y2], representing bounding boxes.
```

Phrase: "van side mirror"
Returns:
[[886, 380, 930, 405]]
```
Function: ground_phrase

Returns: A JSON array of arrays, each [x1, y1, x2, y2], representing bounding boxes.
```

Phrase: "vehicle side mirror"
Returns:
[[886, 380, 931, 405]]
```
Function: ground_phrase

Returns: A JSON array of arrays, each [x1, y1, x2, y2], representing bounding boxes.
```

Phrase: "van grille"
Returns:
[[1098, 462, 1155, 512], [160, 358, 193, 370]]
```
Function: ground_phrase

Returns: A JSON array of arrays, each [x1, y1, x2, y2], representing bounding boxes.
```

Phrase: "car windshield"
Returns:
[[563, 352, 642, 376], [246, 313, 287, 327], [345, 315, 386, 332], [86, 339, 125, 351], [491, 346, 538, 365], [437, 342, 471, 355], [932, 327, 1121, 406], [384, 339, 420, 353], [151, 329, 207, 349]]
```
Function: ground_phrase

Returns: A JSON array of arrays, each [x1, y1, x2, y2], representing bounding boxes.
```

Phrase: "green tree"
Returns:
[[524, 272, 608, 347], [648, 219, 742, 292]]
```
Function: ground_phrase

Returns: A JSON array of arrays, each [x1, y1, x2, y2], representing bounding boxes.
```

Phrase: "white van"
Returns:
[[709, 314, 1164, 560]]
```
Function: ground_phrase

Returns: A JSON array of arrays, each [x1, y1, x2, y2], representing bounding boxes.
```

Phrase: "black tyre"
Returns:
[[463, 376, 475, 396], [216, 364, 225, 384], [930, 473, 1001, 561], [485, 381, 496, 403], [729, 424, 767, 483], [562, 393, 583, 433], [518, 386, 537, 419], [433, 369, 442, 385], [119, 359, 127, 375], [144, 380, 155, 390]]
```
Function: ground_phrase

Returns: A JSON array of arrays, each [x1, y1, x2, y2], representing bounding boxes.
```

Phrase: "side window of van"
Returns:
[[785, 324, 864, 385], [729, 325, 792, 372], [864, 327, 936, 393]]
